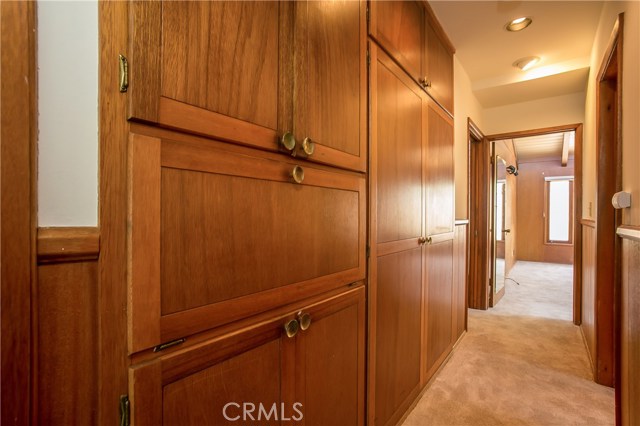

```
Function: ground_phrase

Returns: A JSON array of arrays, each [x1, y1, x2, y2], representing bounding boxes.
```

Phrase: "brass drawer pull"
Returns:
[[291, 165, 305, 184], [301, 137, 315, 156], [297, 312, 311, 331], [420, 77, 432, 88], [284, 319, 300, 338], [418, 237, 427, 245], [280, 132, 297, 152]]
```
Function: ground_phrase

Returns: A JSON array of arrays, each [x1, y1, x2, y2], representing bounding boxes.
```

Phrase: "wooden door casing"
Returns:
[[129, 286, 365, 426], [129, 133, 366, 353], [129, 0, 366, 172]]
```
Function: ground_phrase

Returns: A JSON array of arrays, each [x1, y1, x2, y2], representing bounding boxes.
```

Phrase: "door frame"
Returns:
[[1, 1, 38, 424], [469, 123, 583, 321]]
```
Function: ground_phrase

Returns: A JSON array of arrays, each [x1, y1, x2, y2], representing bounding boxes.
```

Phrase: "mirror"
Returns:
[[494, 156, 507, 300]]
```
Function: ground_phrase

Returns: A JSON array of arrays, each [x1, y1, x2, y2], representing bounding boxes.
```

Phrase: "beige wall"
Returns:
[[453, 55, 484, 219], [482, 92, 586, 136], [583, 1, 639, 224]]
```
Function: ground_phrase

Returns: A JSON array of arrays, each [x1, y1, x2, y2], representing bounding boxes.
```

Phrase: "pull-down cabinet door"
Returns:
[[129, 286, 365, 425], [128, 134, 365, 353], [128, 1, 366, 172]]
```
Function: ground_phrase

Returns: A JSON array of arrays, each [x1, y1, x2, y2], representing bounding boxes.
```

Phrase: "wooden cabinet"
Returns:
[[369, 1, 455, 115], [128, 1, 367, 172], [369, 39, 458, 424], [129, 286, 365, 425], [129, 132, 366, 353]]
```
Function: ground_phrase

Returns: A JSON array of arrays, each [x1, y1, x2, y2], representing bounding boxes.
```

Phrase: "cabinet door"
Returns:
[[128, 1, 291, 153], [294, 0, 367, 172], [295, 285, 365, 426], [424, 99, 454, 237], [129, 286, 364, 425], [369, 0, 424, 82], [130, 320, 288, 426], [129, 133, 366, 353], [424, 17, 454, 114], [422, 239, 454, 382]]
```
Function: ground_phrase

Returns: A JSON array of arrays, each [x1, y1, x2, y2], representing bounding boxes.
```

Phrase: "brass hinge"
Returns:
[[153, 337, 186, 353], [119, 395, 130, 426], [119, 54, 128, 93]]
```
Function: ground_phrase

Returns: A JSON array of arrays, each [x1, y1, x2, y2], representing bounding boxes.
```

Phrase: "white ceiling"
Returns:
[[510, 132, 575, 164], [430, 1, 604, 108]]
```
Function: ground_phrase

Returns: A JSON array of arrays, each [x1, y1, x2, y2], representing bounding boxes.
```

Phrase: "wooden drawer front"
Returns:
[[129, 2, 286, 152], [129, 134, 366, 353], [369, 0, 424, 82], [129, 286, 365, 425]]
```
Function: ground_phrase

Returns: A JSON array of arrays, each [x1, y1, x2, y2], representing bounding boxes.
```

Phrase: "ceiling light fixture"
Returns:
[[513, 56, 540, 71], [506, 16, 533, 32]]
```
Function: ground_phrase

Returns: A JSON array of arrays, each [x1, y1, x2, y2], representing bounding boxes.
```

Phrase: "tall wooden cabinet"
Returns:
[[125, 1, 367, 424], [368, 1, 460, 424]]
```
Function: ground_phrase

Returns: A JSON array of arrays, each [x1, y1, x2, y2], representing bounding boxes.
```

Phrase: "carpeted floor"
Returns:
[[402, 261, 615, 426]]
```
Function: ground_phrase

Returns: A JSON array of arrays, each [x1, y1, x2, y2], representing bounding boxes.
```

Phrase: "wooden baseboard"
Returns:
[[37, 227, 100, 263]]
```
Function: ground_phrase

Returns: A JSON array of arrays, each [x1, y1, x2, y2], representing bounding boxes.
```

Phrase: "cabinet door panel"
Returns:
[[129, 1, 288, 152], [300, 286, 365, 426], [369, 1, 423, 81], [423, 239, 454, 381], [425, 100, 454, 236], [373, 50, 423, 245], [375, 249, 422, 426], [295, 0, 366, 171], [424, 21, 454, 114], [129, 134, 366, 351]]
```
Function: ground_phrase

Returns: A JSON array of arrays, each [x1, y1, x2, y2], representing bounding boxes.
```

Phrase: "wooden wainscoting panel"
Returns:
[[37, 227, 100, 263], [620, 233, 640, 426], [581, 220, 596, 369], [37, 260, 98, 425]]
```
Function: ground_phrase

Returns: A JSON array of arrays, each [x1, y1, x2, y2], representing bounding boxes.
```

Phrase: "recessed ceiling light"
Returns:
[[513, 56, 540, 71], [506, 17, 533, 32]]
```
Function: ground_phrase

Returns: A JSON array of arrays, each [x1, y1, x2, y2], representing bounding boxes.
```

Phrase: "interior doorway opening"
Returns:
[[468, 123, 583, 324]]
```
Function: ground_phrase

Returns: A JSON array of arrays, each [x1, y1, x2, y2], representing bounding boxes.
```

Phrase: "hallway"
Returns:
[[403, 261, 614, 425]]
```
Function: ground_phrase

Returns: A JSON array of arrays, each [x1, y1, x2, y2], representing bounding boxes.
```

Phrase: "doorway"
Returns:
[[468, 123, 584, 322]]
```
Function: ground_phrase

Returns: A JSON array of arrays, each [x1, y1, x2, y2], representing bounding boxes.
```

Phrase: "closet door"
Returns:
[[128, 1, 291, 152], [424, 98, 455, 238], [293, 0, 367, 172], [369, 45, 424, 426], [423, 12, 454, 114]]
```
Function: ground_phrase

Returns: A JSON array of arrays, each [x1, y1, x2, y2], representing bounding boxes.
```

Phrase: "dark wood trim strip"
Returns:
[[617, 225, 640, 242], [485, 123, 584, 142], [37, 228, 100, 263], [1, 2, 37, 424], [582, 219, 596, 227]]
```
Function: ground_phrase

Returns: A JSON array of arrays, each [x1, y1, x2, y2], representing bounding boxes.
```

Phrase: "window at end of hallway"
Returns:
[[544, 177, 574, 245]]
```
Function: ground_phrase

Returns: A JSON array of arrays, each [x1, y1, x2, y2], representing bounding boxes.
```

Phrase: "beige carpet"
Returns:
[[403, 261, 615, 426]]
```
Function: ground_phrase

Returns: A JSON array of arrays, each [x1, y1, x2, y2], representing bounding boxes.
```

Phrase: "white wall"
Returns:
[[453, 56, 484, 219], [482, 92, 586, 136], [38, 1, 98, 227], [583, 0, 640, 224]]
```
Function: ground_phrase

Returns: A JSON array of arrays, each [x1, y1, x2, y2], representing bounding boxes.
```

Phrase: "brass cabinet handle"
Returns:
[[297, 312, 311, 331], [291, 165, 305, 184], [503, 229, 511, 234], [420, 77, 432, 88], [280, 132, 297, 152], [427, 236, 433, 244], [284, 319, 300, 338], [418, 237, 427, 245], [301, 137, 315, 156]]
